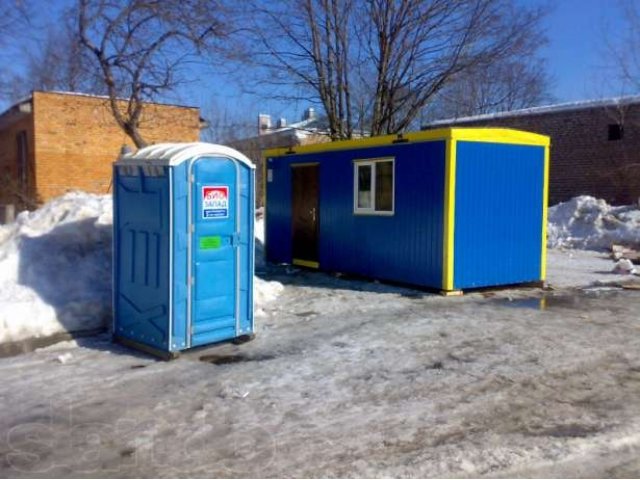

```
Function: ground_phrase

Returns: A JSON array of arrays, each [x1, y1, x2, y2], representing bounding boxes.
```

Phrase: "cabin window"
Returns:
[[354, 158, 394, 215]]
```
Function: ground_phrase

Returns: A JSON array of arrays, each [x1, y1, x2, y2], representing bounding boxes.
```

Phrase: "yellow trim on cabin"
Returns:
[[263, 127, 550, 158], [442, 138, 457, 291], [449, 128, 550, 147], [292, 258, 320, 269], [540, 145, 550, 280], [262, 154, 267, 208], [262, 154, 268, 257]]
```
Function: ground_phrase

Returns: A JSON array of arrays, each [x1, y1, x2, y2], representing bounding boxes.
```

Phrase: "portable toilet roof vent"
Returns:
[[122, 142, 256, 168]]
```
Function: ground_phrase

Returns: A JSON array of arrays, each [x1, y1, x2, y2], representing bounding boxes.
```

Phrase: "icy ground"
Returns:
[[1, 249, 640, 477], [2, 194, 640, 476]]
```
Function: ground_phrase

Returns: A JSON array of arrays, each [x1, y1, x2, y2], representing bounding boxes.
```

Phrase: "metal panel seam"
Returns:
[[111, 166, 117, 337], [186, 159, 194, 348], [168, 167, 173, 350], [234, 159, 241, 337], [442, 139, 457, 290]]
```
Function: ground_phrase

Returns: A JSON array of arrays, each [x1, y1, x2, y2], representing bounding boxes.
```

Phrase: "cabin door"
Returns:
[[291, 164, 319, 268]]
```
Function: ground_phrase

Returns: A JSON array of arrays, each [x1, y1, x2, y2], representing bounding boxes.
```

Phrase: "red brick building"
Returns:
[[0, 91, 202, 210], [423, 97, 640, 205]]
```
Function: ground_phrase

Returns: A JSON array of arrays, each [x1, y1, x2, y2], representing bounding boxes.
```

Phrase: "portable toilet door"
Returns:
[[113, 143, 255, 358], [189, 150, 248, 347]]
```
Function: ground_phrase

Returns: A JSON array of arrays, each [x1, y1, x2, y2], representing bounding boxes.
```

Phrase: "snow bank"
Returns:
[[547, 196, 640, 250], [0, 193, 282, 344], [0, 192, 113, 343]]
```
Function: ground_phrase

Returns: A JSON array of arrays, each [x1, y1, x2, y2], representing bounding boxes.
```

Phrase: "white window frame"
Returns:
[[353, 157, 395, 216]]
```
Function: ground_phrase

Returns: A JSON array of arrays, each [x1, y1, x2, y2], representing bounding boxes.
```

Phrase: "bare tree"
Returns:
[[0, 1, 30, 46], [605, 0, 640, 93], [200, 98, 256, 143], [23, 22, 105, 94], [0, 1, 32, 100], [594, 0, 640, 202], [248, 0, 355, 140], [426, 58, 552, 120], [249, 0, 548, 139], [78, 0, 231, 148], [363, 0, 550, 134]]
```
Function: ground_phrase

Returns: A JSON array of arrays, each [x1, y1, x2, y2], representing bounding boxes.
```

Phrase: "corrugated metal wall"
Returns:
[[266, 142, 446, 288], [453, 142, 544, 289]]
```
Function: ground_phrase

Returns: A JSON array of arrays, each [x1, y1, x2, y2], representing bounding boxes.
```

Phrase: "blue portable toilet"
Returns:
[[113, 143, 255, 358]]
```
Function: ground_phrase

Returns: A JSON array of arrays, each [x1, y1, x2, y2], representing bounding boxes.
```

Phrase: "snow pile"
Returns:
[[0, 192, 113, 343], [0, 193, 282, 344], [254, 277, 284, 308], [547, 196, 640, 250]]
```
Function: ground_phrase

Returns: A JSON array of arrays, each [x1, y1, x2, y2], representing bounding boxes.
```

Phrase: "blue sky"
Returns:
[[185, 0, 634, 121], [2, 0, 633, 121], [539, 0, 627, 102], [205, 0, 632, 120]]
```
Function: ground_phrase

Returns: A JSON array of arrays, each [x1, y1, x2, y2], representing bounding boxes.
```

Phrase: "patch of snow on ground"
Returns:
[[0, 193, 281, 344], [548, 195, 640, 250], [254, 277, 284, 317], [255, 216, 264, 245], [545, 249, 636, 288], [252, 216, 284, 316]]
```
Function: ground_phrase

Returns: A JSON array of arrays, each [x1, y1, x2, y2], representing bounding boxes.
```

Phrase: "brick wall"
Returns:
[[427, 103, 640, 205], [31, 91, 201, 201]]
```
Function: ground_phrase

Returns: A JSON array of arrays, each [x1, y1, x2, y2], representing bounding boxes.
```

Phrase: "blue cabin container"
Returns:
[[264, 128, 550, 293], [113, 143, 255, 357]]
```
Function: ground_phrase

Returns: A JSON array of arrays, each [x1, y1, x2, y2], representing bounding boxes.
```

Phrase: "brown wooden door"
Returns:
[[291, 165, 319, 265]]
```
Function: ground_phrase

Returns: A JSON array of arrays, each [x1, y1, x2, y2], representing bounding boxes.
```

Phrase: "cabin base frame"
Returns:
[[439, 289, 464, 297], [439, 280, 546, 297]]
